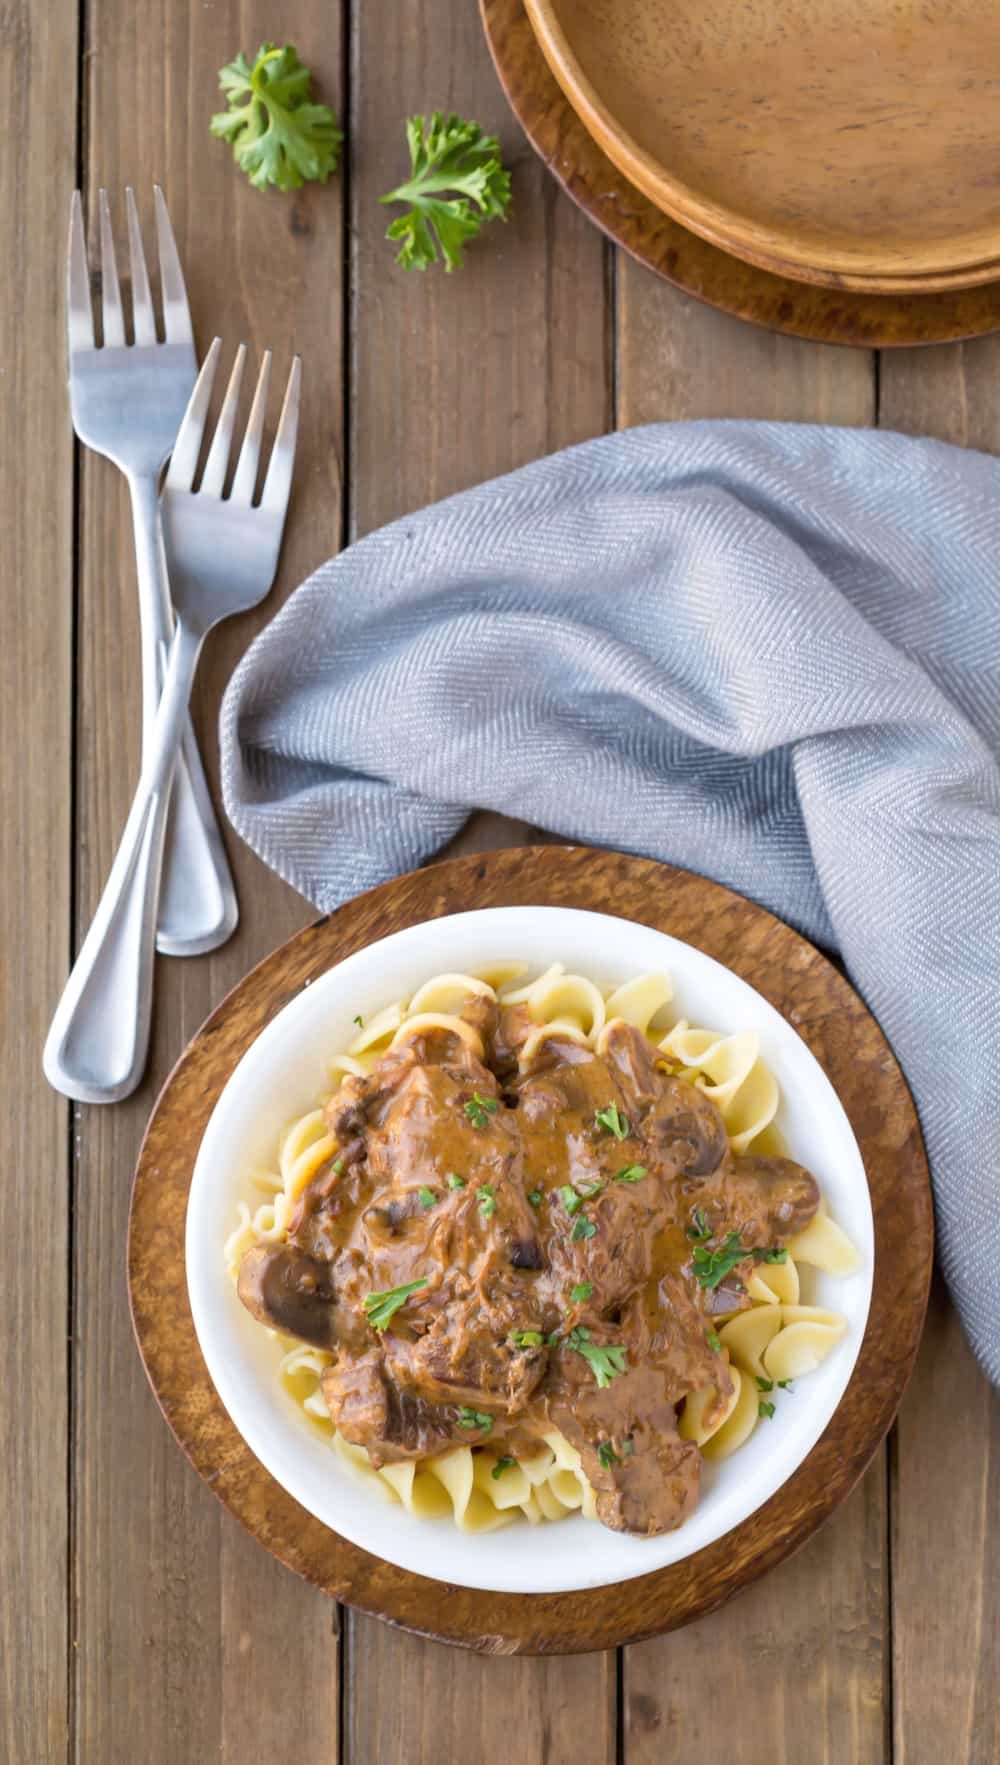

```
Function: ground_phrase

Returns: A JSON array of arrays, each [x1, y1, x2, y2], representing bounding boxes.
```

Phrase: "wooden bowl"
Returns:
[[523, 0, 1000, 292], [128, 847, 933, 1651]]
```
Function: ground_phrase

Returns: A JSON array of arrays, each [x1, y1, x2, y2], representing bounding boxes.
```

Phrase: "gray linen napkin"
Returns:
[[220, 420, 1000, 1384]]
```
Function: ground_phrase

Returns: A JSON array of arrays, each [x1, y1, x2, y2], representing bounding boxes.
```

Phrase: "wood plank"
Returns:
[[616, 266, 886, 1763], [344, 1621, 615, 1764], [0, 0, 78, 1758], [73, 4, 344, 1759], [877, 345, 1000, 1765], [347, 0, 613, 1749]]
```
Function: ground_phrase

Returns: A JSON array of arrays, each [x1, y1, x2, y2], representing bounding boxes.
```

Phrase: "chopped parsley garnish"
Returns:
[[477, 1185, 497, 1219], [691, 1232, 747, 1290], [363, 1278, 429, 1332], [446, 1172, 465, 1190], [511, 1329, 544, 1348], [546, 1329, 561, 1347], [527, 1188, 543, 1207], [621, 1436, 634, 1457], [561, 1181, 602, 1214], [567, 1326, 627, 1389], [332, 1157, 344, 1175], [491, 1455, 516, 1480], [686, 1206, 711, 1243], [417, 1186, 437, 1209], [571, 1216, 597, 1243], [758, 1400, 776, 1420], [614, 1165, 647, 1184], [597, 1440, 619, 1469], [706, 1331, 722, 1354], [756, 1377, 774, 1392], [777, 1379, 794, 1390], [457, 1406, 493, 1432], [570, 1282, 593, 1302], [594, 1103, 629, 1140], [753, 1246, 789, 1265], [352, 1013, 364, 1028], [465, 1092, 499, 1129]]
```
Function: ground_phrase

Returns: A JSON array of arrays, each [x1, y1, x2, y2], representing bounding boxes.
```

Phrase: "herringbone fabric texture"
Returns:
[[220, 421, 1000, 1382]]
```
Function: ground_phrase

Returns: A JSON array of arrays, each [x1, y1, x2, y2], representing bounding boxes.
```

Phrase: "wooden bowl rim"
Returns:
[[481, 0, 1000, 349], [523, 0, 1000, 291], [128, 845, 933, 1654]]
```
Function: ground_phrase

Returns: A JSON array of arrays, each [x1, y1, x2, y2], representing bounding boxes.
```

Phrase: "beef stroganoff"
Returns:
[[224, 964, 859, 1535]]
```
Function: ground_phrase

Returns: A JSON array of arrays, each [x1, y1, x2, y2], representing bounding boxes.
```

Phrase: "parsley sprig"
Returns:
[[691, 1232, 790, 1290], [567, 1326, 627, 1389], [211, 44, 342, 192], [380, 113, 511, 272], [363, 1278, 428, 1332]]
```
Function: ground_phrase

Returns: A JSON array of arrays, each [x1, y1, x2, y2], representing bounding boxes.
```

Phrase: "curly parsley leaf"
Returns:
[[571, 1216, 597, 1243], [380, 112, 511, 272], [417, 1186, 437, 1210], [570, 1282, 593, 1303], [363, 1278, 428, 1332], [567, 1326, 627, 1389], [211, 44, 342, 192], [758, 1399, 776, 1420], [477, 1184, 497, 1219]]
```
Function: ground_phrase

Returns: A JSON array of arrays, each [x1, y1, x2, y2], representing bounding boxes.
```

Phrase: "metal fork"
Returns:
[[44, 341, 301, 1103], [68, 187, 237, 954]]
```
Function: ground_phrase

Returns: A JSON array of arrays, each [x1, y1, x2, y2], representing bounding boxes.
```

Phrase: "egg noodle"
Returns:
[[224, 963, 860, 1533]]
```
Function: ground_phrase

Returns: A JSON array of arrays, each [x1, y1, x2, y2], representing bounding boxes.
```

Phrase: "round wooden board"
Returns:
[[129, 846, 933, 1655], [481, 0, 1000, 348]]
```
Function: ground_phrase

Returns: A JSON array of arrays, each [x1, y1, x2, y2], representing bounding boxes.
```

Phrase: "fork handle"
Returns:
[[43, 619, 204, 1103], [127, 472, 238, 955]]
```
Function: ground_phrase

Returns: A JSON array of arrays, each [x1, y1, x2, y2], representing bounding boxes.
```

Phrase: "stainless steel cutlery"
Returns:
[[66, 186, 237, 954], [46, 190, 301, 1103]]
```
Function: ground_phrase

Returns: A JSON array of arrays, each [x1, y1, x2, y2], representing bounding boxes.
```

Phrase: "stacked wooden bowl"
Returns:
[[523, 0, 1000, 294]]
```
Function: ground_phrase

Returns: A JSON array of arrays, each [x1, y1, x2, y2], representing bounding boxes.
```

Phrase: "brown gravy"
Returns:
[[238, 999, 820, 1535]]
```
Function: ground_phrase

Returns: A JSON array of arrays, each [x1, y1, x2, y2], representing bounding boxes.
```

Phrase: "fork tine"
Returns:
[[67, 191, 94, 353], [229, 352, 272, 505], [153, 186, 194, 346], [259, 356, 302, 519], [125, 187, 156, 347], [165, 337, 222, 491], [98, 189, 125, 348], [199, 344, 247, 496]]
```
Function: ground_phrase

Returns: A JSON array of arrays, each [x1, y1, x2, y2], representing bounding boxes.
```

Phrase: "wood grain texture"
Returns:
[[351, 0, 610, 540], [128, 847, 932, 1654], [348, 2, 611, 1745], [345, 1620, 615, 1764], [876, 350, 1000, 1765], [608, 85, 887, 1765], [482, 0, 1000, 348], [72, 4, 342, 1760], [524, 0, 1000, 288], [0, 1, 77, 1759]]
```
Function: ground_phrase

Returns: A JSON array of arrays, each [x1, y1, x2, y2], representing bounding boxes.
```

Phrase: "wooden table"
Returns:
[[5, 3, 997, 1760]]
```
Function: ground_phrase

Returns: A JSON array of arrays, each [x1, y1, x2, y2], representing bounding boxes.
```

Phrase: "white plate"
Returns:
[[186, 906, 873, 1594]]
